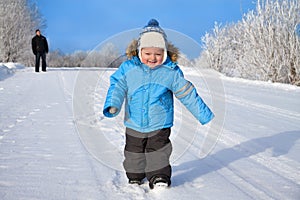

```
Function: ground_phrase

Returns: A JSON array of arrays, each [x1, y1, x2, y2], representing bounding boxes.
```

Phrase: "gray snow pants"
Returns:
[[123, 127, 172, 181]]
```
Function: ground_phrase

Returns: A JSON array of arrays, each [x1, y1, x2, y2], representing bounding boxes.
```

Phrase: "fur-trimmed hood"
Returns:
[[125, 39, 180, 63]]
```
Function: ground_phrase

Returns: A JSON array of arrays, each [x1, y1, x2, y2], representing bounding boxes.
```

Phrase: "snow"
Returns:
[[0, 62, 24, 81], [0, 65, 299, 200]]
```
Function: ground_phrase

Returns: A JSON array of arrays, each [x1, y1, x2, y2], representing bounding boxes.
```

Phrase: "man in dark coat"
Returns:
[[31, 29, 49, 72]]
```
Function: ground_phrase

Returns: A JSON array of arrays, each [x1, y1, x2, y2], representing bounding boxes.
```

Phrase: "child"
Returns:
[[103, 19, 214, 189]]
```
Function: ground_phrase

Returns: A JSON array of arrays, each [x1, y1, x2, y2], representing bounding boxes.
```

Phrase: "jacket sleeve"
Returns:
[[31, 37, 36, 55], [172, 68, 214, 125], [44, 36, 49, 53], [103, 64, 127, 118]]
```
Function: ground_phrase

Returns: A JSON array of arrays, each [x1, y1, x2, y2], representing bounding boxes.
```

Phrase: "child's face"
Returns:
[[140, 47, 164, 68]]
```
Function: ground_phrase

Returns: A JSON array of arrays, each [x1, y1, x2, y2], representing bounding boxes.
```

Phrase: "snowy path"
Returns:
[[0, 67, 299, 200], [0, 68, 110, 199]]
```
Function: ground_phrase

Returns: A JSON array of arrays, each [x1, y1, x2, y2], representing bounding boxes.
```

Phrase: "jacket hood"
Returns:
[[125, 39, 180, 63]]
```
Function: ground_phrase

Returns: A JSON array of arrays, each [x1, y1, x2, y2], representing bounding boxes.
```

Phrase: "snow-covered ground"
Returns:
[[0, 64, 299, 200]]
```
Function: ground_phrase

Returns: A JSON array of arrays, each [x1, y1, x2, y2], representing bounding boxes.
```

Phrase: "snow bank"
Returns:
[[221, 72, 300, 91], [181, 67, 300, 91], [0, 62, 24, 80]]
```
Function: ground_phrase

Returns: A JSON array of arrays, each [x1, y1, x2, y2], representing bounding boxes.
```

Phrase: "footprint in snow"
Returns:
[[8, 124, 15, 128], [16, 119, 24, 123]]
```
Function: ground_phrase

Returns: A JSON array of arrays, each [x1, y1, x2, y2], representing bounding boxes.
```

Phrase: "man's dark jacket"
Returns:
[[31, 35, 49, 55]]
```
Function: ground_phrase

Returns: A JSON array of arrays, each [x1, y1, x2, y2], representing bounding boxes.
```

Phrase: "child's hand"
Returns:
[[109, 107, 118, 114]]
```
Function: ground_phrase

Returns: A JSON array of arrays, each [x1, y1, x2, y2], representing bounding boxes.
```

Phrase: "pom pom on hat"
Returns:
[[148, 19, 159, 26], [138, 19, 168, 64], [140, 19, 167, 37]]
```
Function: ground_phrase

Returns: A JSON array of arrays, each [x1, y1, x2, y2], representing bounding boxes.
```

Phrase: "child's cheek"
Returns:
[[141, 56, 148, 64], [157, 56, 163, 64]]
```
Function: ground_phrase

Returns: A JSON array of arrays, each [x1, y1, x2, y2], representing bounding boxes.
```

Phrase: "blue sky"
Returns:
[[35, 0, 256, 55]]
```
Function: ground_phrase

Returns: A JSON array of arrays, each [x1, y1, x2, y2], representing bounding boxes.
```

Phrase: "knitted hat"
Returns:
[[138, 19, 168, 64]]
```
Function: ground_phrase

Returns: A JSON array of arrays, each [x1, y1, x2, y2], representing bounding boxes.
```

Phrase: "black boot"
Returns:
[[128, 179, 143, 185], [149, 175, 171, 189]]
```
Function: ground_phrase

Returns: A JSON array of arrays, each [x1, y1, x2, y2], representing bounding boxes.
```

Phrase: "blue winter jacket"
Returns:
[[103, 56, 214, 133]]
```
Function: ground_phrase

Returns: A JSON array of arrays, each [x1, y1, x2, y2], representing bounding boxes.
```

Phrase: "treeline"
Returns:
[[47, 43, 192, 68], [198, 0, 300, 85], [47, 43, 124, 68]]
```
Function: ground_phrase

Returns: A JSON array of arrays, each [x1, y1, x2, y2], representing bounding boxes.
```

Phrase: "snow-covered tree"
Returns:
[[81, 43, 122, 67], [47, 49, 64, 67], [200, 0, 300, 85], [0, 0, 45, 65]]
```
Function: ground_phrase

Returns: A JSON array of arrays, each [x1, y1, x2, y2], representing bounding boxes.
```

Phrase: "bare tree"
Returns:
[[0, 0, 45, 65]]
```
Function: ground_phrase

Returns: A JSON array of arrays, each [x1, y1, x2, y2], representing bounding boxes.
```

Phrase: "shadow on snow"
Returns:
[[173, 130, 300, 186]]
